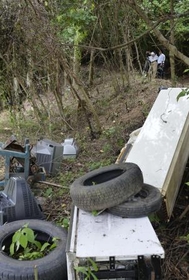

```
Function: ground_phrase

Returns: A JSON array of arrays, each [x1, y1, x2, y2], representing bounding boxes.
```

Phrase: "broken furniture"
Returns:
[[0, 135, 45, 187], [0, 136, 30, 187]]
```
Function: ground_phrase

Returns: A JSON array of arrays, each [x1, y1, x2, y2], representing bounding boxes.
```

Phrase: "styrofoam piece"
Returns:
[[126, 87, 189, 217]]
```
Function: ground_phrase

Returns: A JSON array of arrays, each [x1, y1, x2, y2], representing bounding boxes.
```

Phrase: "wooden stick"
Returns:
[[178, 204, 189, 220], [37, 181, 69, 189]]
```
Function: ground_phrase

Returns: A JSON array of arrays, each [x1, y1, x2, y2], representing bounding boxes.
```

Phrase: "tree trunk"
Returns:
[[59, 57, 102, 135], [169, 0, 176, 86], [88, 49, 94, 86], [73, 30, 81, 90]]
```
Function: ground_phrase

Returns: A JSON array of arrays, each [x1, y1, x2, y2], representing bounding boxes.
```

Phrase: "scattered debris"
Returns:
[[61, 138, 79, 159]]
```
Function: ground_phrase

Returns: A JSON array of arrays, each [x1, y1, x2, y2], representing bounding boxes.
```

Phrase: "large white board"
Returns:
[[126, 88, 189, 217]]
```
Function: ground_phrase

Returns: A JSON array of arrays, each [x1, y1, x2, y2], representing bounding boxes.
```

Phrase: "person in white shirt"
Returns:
[[157, 49, 166, 78], [146, 51, 158, 78], [148, 52, 158, 63]]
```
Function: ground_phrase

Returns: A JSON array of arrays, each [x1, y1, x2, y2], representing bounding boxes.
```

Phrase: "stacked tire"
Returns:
[[70, 162, 162, 217]]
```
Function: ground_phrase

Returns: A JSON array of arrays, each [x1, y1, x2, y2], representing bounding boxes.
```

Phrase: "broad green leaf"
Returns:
[[24, 247, 31, 254], [10, 243, 15, 256], [88, 258, 98, 271], [176, 89, 189, 101], [52, 236, 59, 242], [12, 231, 21, 243], [50, 243, 57, 250], [75, 266, 88, 275], [19, 234, 28, 249], [22, 228, 35, 243], [33, 240, 42, 249], [40, 242, 50, 252]]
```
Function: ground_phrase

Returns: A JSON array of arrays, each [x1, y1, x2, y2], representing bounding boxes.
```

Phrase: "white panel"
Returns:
[[126, 88, 189, 190], [76, 209, 164, 259]]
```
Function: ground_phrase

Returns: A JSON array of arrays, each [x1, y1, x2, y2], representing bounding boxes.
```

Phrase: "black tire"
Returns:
[[70, 163, 143, 211], [0, 219, 67, 280], [107, 184, 162, 218]]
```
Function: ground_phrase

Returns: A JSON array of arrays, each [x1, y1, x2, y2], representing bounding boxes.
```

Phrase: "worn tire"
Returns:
[[107, 184, 162, 218], [0, 219, 67, 280], [70, 162, 143, 211]]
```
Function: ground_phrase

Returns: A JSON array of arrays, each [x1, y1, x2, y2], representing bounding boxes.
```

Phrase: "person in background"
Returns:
[[146, 51, 158, 79], [157, 49, 166, 78]]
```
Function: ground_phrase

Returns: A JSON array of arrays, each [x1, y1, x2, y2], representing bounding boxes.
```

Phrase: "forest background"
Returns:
[[1, 1, 189, 279]]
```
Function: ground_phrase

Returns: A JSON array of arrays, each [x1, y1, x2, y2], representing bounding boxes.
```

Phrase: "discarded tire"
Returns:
[[107, 184, 162, 218], [70, 162, 143, 211], [0, 219, 67, 280]]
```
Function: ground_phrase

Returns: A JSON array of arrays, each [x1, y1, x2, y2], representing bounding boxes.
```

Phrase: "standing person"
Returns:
[[157, 49, 166, 78], [146, 51, 158, 79], [142, 52, 151, 76]]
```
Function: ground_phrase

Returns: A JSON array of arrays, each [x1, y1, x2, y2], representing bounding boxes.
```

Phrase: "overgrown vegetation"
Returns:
[[0, 0, 189, 138]]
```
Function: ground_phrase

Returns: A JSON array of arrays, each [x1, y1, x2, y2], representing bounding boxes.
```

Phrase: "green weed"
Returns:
[[75, 258, 98, 280], [4, 224, 57, 261]]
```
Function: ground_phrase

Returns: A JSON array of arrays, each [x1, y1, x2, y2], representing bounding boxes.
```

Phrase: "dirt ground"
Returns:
[[1, 71, 189, 279]]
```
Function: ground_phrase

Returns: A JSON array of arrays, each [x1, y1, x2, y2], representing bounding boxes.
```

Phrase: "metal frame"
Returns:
[[0, 139, 30, 187], [138, 255, 162, 280], [78, 255, 162, 280]]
